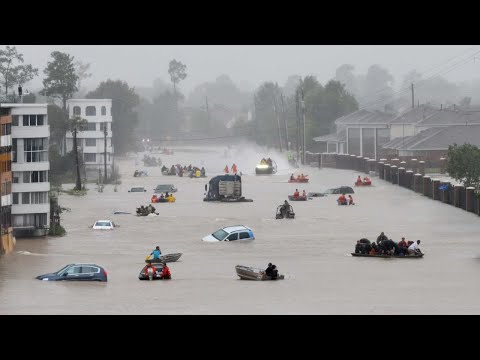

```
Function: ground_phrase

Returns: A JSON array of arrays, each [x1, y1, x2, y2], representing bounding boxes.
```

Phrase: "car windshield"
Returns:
[[95, 221, 111, 227], [212, 229, 228, 240], [131, 187, 144, 192], [55, 265, 71, 275], [156, 185, 172, 191]]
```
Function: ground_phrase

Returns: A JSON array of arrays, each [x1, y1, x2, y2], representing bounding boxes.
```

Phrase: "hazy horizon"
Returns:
[[9, 45, 480, 95]]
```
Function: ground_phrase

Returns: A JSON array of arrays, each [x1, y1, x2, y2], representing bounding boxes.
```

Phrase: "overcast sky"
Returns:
[[10, 45, 480, 94]]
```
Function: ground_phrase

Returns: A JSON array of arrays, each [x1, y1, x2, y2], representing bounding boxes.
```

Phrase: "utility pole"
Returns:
[[301, 87, 306, 165], [273, 93, 283, 152], [411, 83, 415, 109], [104, 121, 108, 184], [205, 96, 211, 130], [72, 127, 81, 191], [295, 89, 301, 162], [281, 92, 289, 151]]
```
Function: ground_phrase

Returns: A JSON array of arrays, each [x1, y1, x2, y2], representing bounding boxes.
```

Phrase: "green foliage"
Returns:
[[446, 143, 480, 189], [0, 46, 39, 96], [48, 104, 69, 149], [49, 149, 75, 186], [22, 93, 36, 103], [42, 51, 78, 110], [62, 188, 88, 196], [49, 224, 66, 236], [168, 59, 187, 86], [86, 79, 140, 155]]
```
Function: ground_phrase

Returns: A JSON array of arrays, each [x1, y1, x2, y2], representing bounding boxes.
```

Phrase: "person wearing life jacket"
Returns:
[[293, 189, 300, 198], [231, 164, 237, 174], [160, 263, 171, 279], [151, 195, 158, 203], [224, 165, 229, 173], [363, 176, 371, 185], [290, 174, 295, 181], [195, 169, 201, 178], [337, 193, 347, 205], [201, 167, 206, 177], [356, 175, 362, 185], [260, 158, 267, 165], [302, 190, 306, 198], [348, 195, 354, 205], [167, 194, 176, 203]]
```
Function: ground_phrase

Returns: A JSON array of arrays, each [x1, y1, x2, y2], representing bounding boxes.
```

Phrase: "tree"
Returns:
[[48, 104, 69, 150], [364, 64, 394, 109], [168, 59, 187, 125], [0, 46, 38, 97], [335, 64, 357, 96], [70, 116, 88, 190], [86, 80, 140, 155], [446, 143, 480, 189], [42, 51, 78, 111], [75, 61, 92, 91]]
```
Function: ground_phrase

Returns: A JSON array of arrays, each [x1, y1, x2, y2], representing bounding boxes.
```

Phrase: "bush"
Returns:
[[49, 224, 66, 236]]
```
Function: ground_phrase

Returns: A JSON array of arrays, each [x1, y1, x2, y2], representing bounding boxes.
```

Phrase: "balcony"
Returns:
[[12, 162, 50, 172], [12, 182, 50, 193], [12, 203, 49, 215], [12, 126, 49, 139]]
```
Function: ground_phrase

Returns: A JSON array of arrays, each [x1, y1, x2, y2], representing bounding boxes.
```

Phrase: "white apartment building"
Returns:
[[65, 99, 113, 180], [5, 104, 50, 236]]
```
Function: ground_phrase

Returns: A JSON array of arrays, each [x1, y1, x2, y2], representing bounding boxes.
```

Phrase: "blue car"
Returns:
[[36, 263, 108, 282]]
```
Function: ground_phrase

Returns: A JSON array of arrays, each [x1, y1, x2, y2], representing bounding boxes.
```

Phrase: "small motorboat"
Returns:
[[146, 253, 183, 264], [288, 195, 307, 201], [275, 204, 295, 219], [235, 265, 285, 281], [351, 253, 424, 258], [307, 192, 325, 198], [255, 160, 277, 175]]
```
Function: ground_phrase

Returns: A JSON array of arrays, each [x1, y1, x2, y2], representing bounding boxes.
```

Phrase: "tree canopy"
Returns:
[[0, 46, 38, 97], [446, 143, 480, 189]]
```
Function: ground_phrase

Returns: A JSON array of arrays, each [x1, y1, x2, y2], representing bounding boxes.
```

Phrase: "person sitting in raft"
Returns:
[[201, 167, 206, 177], [169, 165, 176, 174], [302, 190, 306, 198], [159, 193, 165, 201], [290, 174, 295, 181], [398, 237, 408, 255], [265, 263, 273, 276], [160, 262, 171, 279], [337, 193, 347, 205], [348, 195, 354, 205], [363, 176, 371, 184], [260, 158, 267, 165], [267, 158, 273, 166], [195, 168, 201, 178], [161, 165, 167, 172], [356, 175, 362, 185], [151, 195, 158, 203], [231, 164, 237, 174], [369, 243, 378, 255], [167, 194, 176, 203], [293, 189, 300, 198], [224, 165, 229, 173]]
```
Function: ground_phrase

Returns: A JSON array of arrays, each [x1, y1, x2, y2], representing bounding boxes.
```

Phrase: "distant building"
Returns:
[[4, 103, 50, 237], [65, 99, 113, 180], [0, 105, 14, 252]]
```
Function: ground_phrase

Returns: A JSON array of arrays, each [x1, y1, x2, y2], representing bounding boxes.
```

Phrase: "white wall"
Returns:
[[390, 124, 415, 139]]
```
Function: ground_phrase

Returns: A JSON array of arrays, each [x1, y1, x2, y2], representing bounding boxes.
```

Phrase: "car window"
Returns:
[[81, 266, 100, 274], [55, 265, 70, 275], [131, 187, 144, 192], [239, 232, 250, 239], [227, 233, 239, 241], [95, 221, 111, 227], [212, 229, 228, 240], [65, 266, 82, 275]]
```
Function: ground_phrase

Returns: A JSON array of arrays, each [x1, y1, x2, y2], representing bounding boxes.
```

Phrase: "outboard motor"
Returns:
[[147, 267, 154, 281]]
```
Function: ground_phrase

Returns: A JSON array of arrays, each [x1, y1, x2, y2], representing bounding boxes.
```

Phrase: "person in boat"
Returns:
[[224, 165, 229, 173], [376, 232, 388, 244], [159, 193, 165, 201], [398, 237, 408, 255], [161, 165, 167, 172], [265, 263, 273, 276], [160, 263, 171, 280], [348, 195, 354, 205], [134, 170, 139, 177], [356, 175, 362, 185], [136, 206, 144, 215], [293, 189, 300, 199], [201, 167, 206, 177], [270, 265, 278, 280], [167, 194, 176, 203], [363, 176, 371, 184], [302, 190, 306, 198], [280, 200, 291, 218], [290, 174, 295, 181], [144, 263, 157, 279], [169, 165, 176, 175], [151, 195, 158, 203], [195, 168, 201, 178], [337, 193, 347, 205], [382, 239, 396, 255], [231, 164, 237, 174], [151, 246, 162, 259], [267, 158, 273, 166], [369, 242, 378, 255], [300, 173, 305, 180], [408, 240, 422, 255]]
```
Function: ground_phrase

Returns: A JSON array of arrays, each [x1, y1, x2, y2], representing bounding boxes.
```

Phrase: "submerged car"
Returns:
[[154, 184, 178, 193], [323, 186, 355, 195], [202, 225, 255, 242], [36, 263, 108, 282], [92, 220, 115, 230], [129, 187, 147, 192]]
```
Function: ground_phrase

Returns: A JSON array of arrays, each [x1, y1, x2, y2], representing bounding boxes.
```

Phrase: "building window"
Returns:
[[84, 153, 96, 163], [22, 192, 30, 204], [23, 172, 31, 183], [347, 128, 361, 156], [13, 172, 19, 183], [12, 139, 17, 162], [101, 106, 106, 116], [73, 106, 81, 116], [0, 160, 11, 172], [85, 138, 96, 146], [22, 115, 45, 126], [85, 123, 96, 131], [100, 123, 108, 131], [24, 138, 48, 162], [86, 106, 96, 116], [362, 128, 375, 159], [1, 123, 11, 135], [31, 192, 48, 204], [12, 115, 19, 126], [1, 181, 11, 196], [13, 193, 18, 204], [24, 171, 48, 183], [13, 213, 47, 227]]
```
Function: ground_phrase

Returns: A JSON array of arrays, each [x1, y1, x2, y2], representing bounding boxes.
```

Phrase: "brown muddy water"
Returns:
[[1, 145, 480, 314]]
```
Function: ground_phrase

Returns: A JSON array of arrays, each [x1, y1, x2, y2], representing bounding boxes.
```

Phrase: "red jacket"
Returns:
[[144, 265, 157, 276], [161, 266, 171, 278]]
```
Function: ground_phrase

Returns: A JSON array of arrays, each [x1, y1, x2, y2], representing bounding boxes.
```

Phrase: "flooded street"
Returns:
[[1, 145, 480, 314]]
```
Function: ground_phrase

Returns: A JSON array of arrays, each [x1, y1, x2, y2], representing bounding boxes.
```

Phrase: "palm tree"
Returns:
[[70, 116, 88, 190]]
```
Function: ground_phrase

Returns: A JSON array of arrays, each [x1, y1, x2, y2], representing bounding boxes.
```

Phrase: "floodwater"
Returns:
[[1, 144, 480, 314]]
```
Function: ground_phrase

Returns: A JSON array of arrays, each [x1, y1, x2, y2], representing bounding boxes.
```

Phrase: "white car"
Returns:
[[92, 220, 115, 230], [202, 225, 255, 242]]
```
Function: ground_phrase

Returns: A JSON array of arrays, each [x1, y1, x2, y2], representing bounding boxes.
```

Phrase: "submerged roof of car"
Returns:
[[222, 225, 252, 233], [96, 220, 113, 223]]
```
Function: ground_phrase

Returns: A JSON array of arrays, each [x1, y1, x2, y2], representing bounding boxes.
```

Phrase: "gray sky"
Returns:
[[10, 45, 480, 94]]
